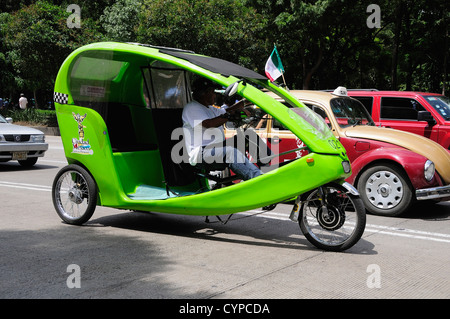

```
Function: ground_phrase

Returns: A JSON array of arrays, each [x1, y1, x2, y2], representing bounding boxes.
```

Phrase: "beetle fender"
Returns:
[[348, 147, 429, 189]]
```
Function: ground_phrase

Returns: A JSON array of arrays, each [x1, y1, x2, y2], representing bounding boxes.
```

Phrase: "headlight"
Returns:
[[30, 134, 45, 143], [0, 135, 5, 142], [424, 160, 435, 181], [342, 160, 351, 174]]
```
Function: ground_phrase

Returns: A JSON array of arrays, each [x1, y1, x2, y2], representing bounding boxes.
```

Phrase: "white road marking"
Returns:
[[245, 210, 450, 244], [0, 181, 52, 192], [39, 159, 67, 164]]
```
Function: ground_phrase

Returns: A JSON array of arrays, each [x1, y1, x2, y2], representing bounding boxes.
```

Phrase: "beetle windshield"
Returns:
[[330, 97, 375, 128], [260, 89, 334, 140], [0, 115, 7, 123], [422, 95, 450, 120]]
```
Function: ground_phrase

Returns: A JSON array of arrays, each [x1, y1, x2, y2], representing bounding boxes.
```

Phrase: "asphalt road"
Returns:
[[0, 136, 449, 301]]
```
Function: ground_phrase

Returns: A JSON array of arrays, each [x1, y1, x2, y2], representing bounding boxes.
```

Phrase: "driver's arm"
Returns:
[[202, 100, 250, 128], [226, 99, 245, 113], [202, 116, 229, 128]]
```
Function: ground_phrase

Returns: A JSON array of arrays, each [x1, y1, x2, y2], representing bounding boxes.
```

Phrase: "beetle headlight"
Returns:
[[0, 135, 5, 142], [424, 160, 435, 181], [30, 134, 45, 143], [342, 160, 351, 174]]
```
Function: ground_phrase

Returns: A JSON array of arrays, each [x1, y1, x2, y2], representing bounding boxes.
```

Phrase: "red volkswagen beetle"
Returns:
[[244, 88, 450, 217]]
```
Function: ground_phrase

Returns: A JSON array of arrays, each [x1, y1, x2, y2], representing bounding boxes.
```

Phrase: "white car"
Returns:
[[0, 114, 48, 166]]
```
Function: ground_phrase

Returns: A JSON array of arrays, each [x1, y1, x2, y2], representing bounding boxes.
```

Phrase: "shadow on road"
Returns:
[[88, 209, 376, 255], [401, 201, 450, 220]]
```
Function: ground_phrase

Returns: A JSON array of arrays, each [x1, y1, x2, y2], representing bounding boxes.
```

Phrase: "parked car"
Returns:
[[234, 88, 450, 216], [0, 114, 48, 166], [347, 90, 450, 149]]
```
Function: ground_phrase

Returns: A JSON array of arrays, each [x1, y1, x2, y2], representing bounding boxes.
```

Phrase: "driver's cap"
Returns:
[[192, 78, 221, 93], [332, 86, 348, 96]]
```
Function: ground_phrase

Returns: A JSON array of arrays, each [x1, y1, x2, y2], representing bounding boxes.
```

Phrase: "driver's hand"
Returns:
[[231, 99, 245, 109]]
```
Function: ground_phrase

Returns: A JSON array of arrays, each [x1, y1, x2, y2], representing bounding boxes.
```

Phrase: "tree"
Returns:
[[0, 13, 16, 100], [136, 0, 267, 71], [101, 0, 141, 42], [2, 1, 103, 107]]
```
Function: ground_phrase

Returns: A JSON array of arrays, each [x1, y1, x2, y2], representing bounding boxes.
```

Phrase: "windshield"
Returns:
[[422, 95, 450, 120], [261, 89, 334, 139], [330, 97, 375, 128], [0, 114, 7, 123]]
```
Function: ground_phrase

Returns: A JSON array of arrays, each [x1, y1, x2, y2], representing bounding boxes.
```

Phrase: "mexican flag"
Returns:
[[265, 46, 285, 82]]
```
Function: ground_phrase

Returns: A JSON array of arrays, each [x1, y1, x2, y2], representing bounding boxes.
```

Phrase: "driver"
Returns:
[[182, 77, 262, 180]]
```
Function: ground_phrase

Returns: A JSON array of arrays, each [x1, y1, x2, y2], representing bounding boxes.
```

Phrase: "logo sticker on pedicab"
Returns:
[[72, 112, 93, 155]]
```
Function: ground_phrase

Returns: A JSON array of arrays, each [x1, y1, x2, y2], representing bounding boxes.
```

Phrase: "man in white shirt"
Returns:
[[19, 94, 28, 110], [182, 78, 261, 180]]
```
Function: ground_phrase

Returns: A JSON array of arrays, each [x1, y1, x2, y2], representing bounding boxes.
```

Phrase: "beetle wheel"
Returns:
[[52, 164, 97, 225], [357, 163, 413, 217]]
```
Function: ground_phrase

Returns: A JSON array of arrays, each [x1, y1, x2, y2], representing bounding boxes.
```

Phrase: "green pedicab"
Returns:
[[52, 42, 365, 251]]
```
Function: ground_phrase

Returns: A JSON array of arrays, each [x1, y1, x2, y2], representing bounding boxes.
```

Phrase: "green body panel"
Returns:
[[107, 153, 347, 215], [54, 42, 350, 215]]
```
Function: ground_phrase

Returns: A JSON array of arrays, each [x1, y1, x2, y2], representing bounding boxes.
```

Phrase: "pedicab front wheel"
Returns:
[[299, 182, 366, 252], [52, 164, 97, 225]]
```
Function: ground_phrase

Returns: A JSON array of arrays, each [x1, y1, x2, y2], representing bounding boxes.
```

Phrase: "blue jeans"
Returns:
[[202, 145, 262, 180]]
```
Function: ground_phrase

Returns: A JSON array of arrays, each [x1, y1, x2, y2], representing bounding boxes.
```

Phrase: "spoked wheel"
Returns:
[[299, 182, 366, 252], [52, 164, 97, 225]]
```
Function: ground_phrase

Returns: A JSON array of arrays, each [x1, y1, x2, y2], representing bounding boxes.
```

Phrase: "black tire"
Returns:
[[357, 163, 413, 217], [299, 182, 366, 252], [18, 157, 38, 167], [52, 164, 97, 225]]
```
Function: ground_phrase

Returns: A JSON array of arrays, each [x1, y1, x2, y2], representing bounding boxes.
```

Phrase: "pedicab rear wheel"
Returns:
[[52, 164, 97, 225], [299, 182, 366, 252]]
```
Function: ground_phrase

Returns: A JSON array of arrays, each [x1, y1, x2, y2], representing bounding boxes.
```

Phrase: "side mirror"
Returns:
[[417, 111, 436, 126], [6, 117, 13, 123], [223, 80, 242, 97]]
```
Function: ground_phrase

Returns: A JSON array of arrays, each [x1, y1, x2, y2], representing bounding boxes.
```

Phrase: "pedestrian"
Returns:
[[19, 93, 28, 110]]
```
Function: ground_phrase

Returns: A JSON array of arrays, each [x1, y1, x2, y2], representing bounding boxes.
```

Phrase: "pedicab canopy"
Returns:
[[53, 42, 350, 214]]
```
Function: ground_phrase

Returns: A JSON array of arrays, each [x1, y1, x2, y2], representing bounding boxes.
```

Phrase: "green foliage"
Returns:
[[135, 0, 268, 70], [0, 108, 57, 126], [101, 0, 141, 41], [0, 0, 448, 103], [1, 0, 104, 106]]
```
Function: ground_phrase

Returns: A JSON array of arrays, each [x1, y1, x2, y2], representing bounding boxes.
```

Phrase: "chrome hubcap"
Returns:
[[365, 170, 403, 209]]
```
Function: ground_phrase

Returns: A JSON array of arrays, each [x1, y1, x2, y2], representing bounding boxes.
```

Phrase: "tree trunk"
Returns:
[[443, 25, 448, 95], [33, 89, 39, 109], [391, 1, 404, 90], [303, 47, 323, 90]]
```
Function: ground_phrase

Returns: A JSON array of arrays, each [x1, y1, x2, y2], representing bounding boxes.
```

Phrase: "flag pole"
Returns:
[[274, 44, 288, 90], [281, 71, 288, 90]]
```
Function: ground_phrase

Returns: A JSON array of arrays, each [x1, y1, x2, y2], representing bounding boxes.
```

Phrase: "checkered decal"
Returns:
[[54, 92, 69, 104]]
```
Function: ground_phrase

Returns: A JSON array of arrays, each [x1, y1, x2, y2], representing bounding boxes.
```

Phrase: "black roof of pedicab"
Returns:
[[159, 49, 267, 81]]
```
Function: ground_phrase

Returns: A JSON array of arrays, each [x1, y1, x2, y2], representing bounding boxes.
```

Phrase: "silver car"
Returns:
[[0, 114, 48, 166]]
